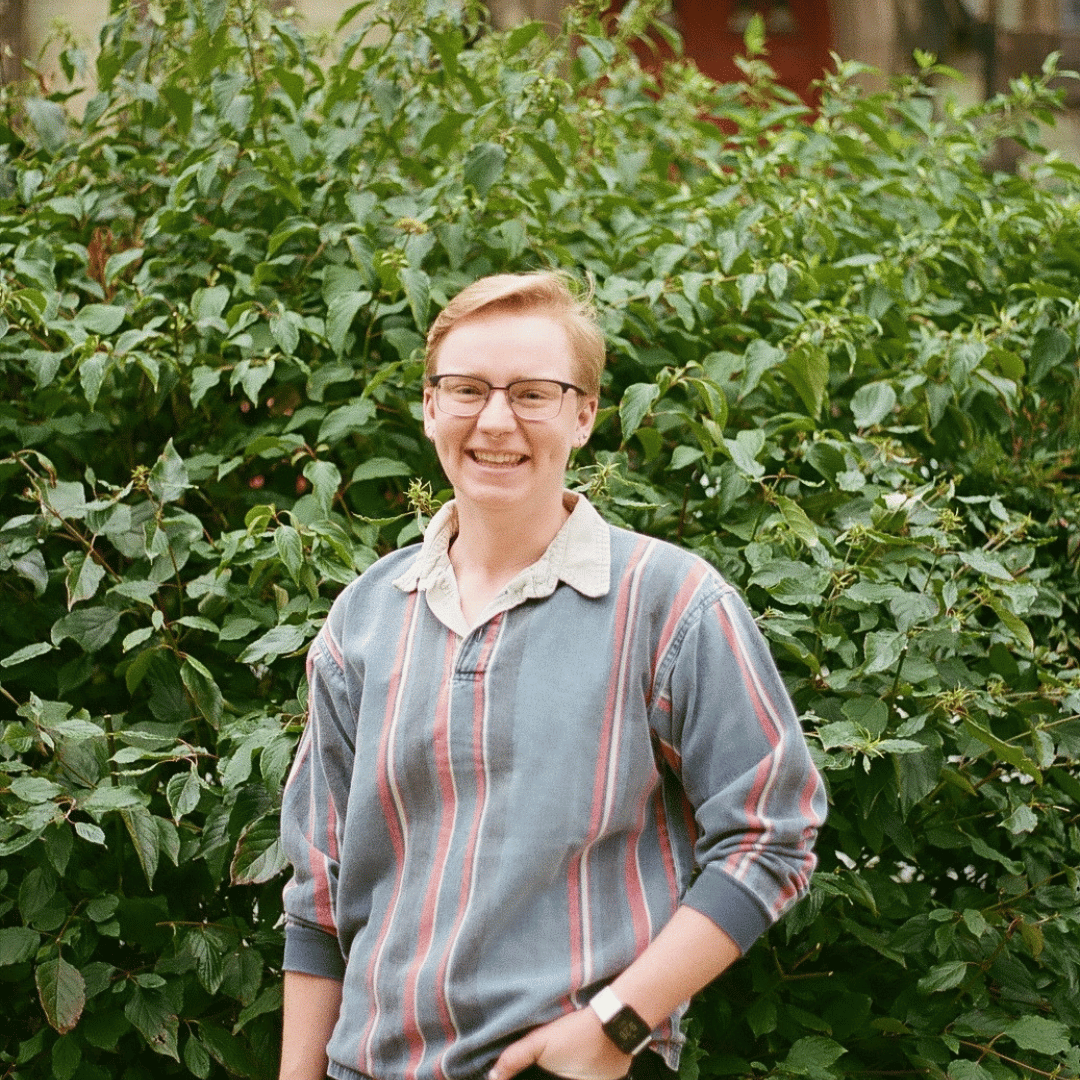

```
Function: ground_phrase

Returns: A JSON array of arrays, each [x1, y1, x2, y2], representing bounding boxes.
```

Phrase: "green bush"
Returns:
[[1, 2, 1079, 1079]]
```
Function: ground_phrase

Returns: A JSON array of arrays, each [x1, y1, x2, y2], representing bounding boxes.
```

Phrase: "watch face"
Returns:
[[606, 1007, 651, 1053]]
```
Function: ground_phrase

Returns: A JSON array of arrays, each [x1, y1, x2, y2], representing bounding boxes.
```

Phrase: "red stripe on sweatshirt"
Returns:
[[568, 536, 653, 995], [432, 617, 506, 1080], [649, 560, 709, 705], [711, 596, 786, 881], [359, 592, 420, 1070], [402, 634, 460, 1080]]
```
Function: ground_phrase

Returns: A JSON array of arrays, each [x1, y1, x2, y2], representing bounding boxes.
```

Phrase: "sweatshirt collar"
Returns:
[[392, 492, 611, 634]]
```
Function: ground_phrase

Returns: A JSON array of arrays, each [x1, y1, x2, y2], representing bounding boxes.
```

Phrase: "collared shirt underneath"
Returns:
[[391, 491, 610, 637]]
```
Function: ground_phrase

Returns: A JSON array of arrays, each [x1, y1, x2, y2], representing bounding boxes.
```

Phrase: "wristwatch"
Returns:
[[588, 986, 652, 1056]]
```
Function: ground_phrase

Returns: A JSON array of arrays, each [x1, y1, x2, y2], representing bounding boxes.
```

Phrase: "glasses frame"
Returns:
[[427, 374, 586, 421]]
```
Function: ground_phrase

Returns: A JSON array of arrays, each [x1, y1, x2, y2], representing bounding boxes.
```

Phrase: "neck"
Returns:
[[449, 493, 572, 581]]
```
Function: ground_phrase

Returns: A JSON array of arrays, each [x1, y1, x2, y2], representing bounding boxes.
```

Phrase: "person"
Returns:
[[278, 271, 826, 1080]]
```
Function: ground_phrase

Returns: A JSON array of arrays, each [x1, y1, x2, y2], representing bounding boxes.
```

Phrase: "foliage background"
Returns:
[[1, 2, 1079, 1079]]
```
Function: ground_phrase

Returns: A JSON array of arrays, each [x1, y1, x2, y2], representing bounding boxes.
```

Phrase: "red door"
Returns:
[[618, 0, 835, 105]]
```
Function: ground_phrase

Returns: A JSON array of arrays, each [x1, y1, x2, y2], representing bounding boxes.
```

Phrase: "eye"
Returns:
[[513, 382, 558, 403], [445, 379, 486, 399]]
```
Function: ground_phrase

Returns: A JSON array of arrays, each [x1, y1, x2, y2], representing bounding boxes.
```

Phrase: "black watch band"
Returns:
[[589, 987, 652, 1056]]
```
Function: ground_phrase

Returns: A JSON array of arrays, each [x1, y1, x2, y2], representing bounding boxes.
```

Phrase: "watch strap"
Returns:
[[589, 987, 652, 1056]]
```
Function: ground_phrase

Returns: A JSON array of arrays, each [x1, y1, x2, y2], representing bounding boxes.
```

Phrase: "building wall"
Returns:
[[4, 0, 1077, 160], [5, 0, 367, 89]]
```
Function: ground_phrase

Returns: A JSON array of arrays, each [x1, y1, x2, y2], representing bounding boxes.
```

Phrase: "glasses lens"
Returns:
[[437, 377, 489, 415], [508, 380, 564, 419]]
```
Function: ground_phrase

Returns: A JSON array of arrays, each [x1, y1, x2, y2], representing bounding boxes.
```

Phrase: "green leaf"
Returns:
[[274, 524, 304, 582], [187, 928, 226, 994], [181, 658, 224, 727], [463, 142, 507, 196], [51, 607, 120, 653], [232, 358, 275, 405], [986, 597, 1034, 651], [0, 926, 41, 966], [233, 982, 284, 1033], [123, 627, 154, 652], [79, 354, 109, 408], [326, 290, 371, 357], [166, 769, 202, 821], [670, 446, 705, 471], [960, 549, 1012, 581], [74, 821, 107, 845], [192, 285, 229, 322], [2, 642, 55, 668], [36, 956, 86, 1033], [303, 459, 342, 517], [783, 346, 829, 418], [850, 382, 897, 428], [318, 400, 376, 445], [39, 479, 88, 520], [25, 98, 67, 154], [1002, 804, 1038, 834], [723, 429, 766, 480], [803, 438, 842, 486], [125, 985, 179, 1060], [917, 960, 968, 993], [782, 1037, 846, 1075], [121, 805, 161, 887], [400, 267, 430, 329], [231, 815, 288, 885], [863, 629, 904, 674], [948, 1062, 994, 1080], [352, 457, 412, 482], [12, 549, 49, 596], [105, 247, 144, 282], [76, 304, 126, 335], [190, 365, 223, 407], [619, 383, 661, 442], [238, 623, 307, 664], [737, 272, 765, 312], [1003, 1016, 1071, 1056], [52, 1033, 81, 1080], [889, 592, 939, 633], [198, 1019, 257, 1075], [504, 20, 545, 57], [85, 896, 119, 922], [183, 1036, 212, 1080], [10, 777, 62, 803], [743, 11, 766, 54], [148, 439, 189, 503], [1029, 326, 1071, 385], [64, 550, 106, 608], [775, 495, 818, 548], [961, 718, 1042, 784]]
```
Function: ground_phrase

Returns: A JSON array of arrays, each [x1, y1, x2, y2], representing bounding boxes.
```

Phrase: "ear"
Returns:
[[574, 394, 598, 447], [422, 385, 437, 440]]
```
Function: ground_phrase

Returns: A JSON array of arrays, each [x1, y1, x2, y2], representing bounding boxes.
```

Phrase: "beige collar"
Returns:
[[392, 492, 611, 636]]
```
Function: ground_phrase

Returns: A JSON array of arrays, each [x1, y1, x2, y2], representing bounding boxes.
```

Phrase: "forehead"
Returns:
[[433, 311, 575, 380]]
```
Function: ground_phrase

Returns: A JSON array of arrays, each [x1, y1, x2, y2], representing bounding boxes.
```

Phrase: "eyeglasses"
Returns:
[[428, 374, 585, 421]]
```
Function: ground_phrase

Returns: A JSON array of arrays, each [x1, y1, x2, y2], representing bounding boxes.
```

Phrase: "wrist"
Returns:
[[588, 987, 652, 1056]]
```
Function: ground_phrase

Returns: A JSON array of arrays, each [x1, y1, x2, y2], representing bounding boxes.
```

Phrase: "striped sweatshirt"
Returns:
[[281, 494, 825, 1080]]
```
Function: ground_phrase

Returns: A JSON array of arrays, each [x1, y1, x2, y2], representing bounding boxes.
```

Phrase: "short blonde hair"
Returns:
[[424, 271, 606, 397]]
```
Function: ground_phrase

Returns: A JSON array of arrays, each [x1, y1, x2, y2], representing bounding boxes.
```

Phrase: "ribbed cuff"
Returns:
[[283, 920, 347, 981], [681, 865, 773, 954]]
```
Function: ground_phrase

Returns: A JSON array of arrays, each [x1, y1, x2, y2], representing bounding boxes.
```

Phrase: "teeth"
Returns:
[[472, 451, 524, 465]]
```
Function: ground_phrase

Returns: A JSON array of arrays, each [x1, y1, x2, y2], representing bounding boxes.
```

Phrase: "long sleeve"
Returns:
[[656, 580, 826, 953], [280, 621, 354, 981]]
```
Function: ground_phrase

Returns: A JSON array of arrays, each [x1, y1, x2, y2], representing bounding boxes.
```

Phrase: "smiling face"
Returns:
[[423, 311, 598, 524]]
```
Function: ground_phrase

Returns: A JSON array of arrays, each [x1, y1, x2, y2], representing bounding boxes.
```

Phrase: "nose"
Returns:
[[475, 387, 518, 432]]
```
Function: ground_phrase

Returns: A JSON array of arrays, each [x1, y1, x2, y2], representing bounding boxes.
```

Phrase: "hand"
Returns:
[[488, 1006, 634, 1080]]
